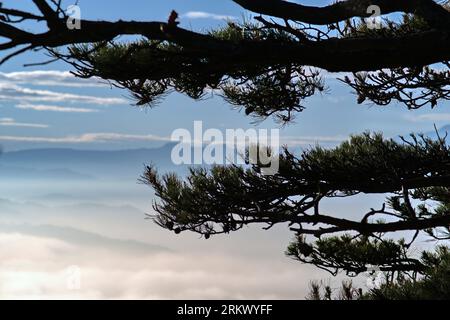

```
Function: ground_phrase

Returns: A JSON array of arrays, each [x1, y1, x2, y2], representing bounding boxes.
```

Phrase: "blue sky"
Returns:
[[0, 0, 448, 152]]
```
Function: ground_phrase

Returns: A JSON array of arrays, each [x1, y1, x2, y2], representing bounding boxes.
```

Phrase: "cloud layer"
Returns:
[[0, 117, 48, 128], [0, 71, 104, 88], [182, 11, 237, 20], [0, 131, 344, 147], [404, 113, 450, 122], [0, 224, 315, 299], [16, 104, 99, 113], [0, 132, 171, 143], [0, 82, 126, 105], [0, 70, 127, 109]]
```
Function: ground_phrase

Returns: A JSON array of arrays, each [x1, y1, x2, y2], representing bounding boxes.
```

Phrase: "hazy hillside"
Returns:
[[0, 143, 180, 179]]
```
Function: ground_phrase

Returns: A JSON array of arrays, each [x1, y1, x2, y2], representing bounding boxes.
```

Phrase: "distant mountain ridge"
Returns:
[[1, 143, 176, 165], [0, 143, 181, 178], [1, 127, 449, 180]]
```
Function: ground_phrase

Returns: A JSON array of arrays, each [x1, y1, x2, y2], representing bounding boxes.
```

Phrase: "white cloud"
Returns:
[[0, 70, 104, 88], [0, 83, 126, 105], [0, 131, 346, 147], [0, 132, 171, 143], [16, 104, 99, 113], [0, 225, 317, 299], [0, 70, 126, 107], [182, 11, 237, 20], [0, 118, 48, 129], [404, 113, 450, 122], [281, 135, 346, 147]]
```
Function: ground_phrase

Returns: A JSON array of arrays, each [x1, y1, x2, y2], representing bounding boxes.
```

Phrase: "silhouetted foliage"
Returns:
[[0, 1, 448, 121], [307, 246, 450, 300], [142, 132, 450, 279]]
